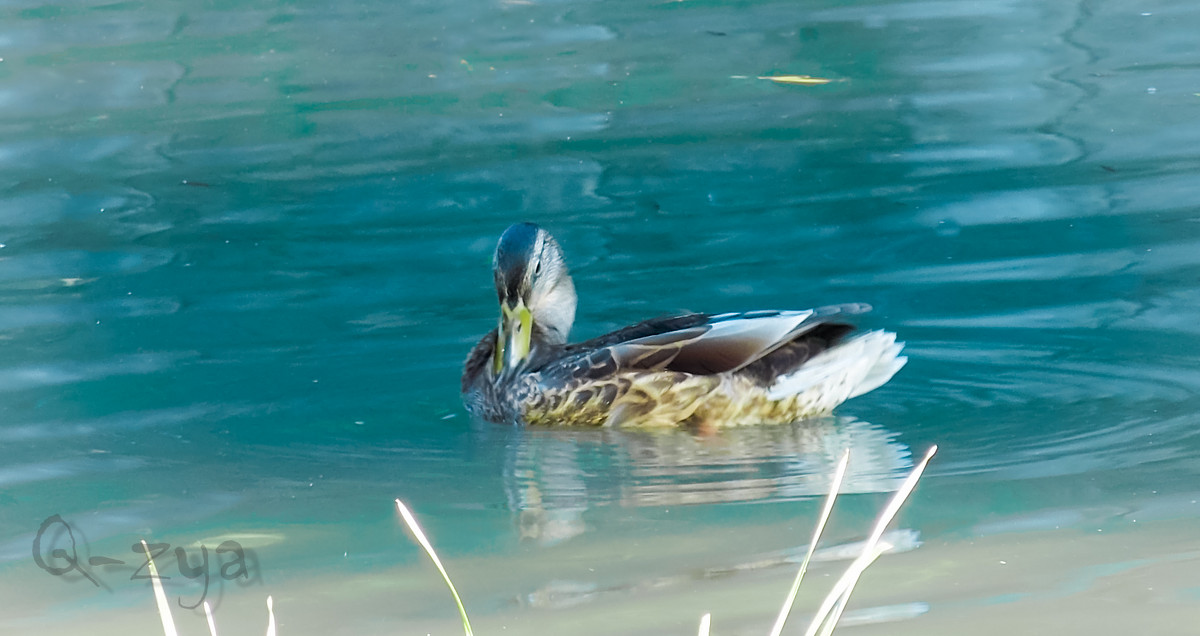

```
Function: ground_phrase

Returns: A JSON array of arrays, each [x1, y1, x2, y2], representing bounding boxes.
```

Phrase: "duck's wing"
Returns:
[[461, 328, 497, 392], [543, 305, 868, 382], [563, 313, 715, 351]]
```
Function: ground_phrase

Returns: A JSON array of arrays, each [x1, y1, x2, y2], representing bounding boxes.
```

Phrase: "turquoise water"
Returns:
[[4, 0, 1200, 633]]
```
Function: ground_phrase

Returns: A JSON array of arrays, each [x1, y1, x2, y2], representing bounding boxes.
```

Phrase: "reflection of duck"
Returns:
[[499, 417, 912, 545], [463, 223, 907, 427]]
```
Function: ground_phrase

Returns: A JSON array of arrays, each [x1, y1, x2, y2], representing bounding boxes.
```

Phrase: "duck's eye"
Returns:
[[533, 261, 543, 276]]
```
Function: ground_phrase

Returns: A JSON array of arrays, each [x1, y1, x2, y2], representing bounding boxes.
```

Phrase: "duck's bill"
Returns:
[[495, 299, 533, 374]]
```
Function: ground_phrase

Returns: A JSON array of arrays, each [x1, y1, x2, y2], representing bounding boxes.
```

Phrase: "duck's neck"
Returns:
[[529, 274, 576, 347]]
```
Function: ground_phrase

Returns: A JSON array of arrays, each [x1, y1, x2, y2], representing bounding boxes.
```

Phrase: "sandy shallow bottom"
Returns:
[[10, 487, 1200, 636]]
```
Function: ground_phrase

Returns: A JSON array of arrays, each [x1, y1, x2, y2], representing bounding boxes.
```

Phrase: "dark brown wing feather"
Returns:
[[530, 314, 711, 383], [561, 314, 713, 353], [599, 310, 842, 376], [738, 322, 854, 384], [461, 328, 497, 392], [533, 311, 856, 385]]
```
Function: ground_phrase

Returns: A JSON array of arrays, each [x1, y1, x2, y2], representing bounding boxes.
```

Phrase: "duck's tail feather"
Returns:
[[765, 331, 906, 408]]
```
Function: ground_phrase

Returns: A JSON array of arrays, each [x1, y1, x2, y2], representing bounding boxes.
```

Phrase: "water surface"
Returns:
[[3, 0, 1200, 633]]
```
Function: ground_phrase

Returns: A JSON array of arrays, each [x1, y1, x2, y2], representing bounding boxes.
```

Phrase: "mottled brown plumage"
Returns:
[[462, 224, 906, 427]]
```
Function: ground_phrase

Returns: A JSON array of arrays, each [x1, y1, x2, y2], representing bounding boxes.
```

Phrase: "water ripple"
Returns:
[[0, 352, 192, 393]]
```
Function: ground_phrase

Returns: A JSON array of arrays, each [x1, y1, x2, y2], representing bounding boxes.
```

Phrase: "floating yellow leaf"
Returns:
[[758, 75, 834, 85]]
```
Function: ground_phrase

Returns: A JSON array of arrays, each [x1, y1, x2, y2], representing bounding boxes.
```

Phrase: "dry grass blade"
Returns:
[[266, 595, 276, 636], [140, 539, 178, 636], [803, 445, 938, 636], [768, 449, 850, 636], [812, 541, 891, 636], [758, 75, 835, 85], [698, 612, 711, 636], [203, 601, 218, 636], [863, 445, 937, 550], [395, 499, 474, 636]]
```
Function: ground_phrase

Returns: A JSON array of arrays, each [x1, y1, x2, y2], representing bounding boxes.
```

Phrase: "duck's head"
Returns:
[[491, 222, 577, 375]]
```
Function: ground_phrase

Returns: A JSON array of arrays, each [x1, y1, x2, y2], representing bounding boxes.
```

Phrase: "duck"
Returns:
[[462, 223, 906, 428]]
